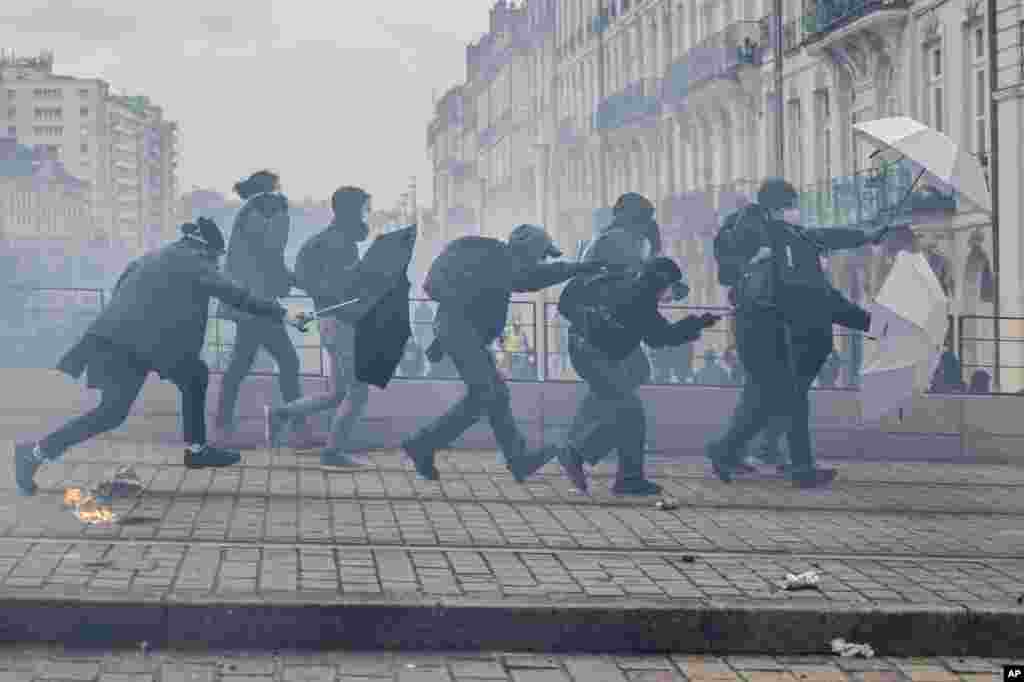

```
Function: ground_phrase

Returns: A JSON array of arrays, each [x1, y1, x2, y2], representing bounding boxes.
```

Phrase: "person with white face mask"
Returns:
[[707, 177, 893, 489]]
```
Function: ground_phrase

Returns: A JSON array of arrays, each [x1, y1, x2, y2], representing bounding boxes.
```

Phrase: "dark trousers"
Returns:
[[713, 307, 830, 475], [41, 357, 209, 458], [407, 307, 526, 461], [758, 293, 871, 459], [566, 331, 646, 481], [216, 318, 302, 429]]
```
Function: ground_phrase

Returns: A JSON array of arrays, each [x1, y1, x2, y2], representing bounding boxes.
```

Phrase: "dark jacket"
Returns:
[[429, 236, 579, 345], [570, 273, 706, 362], [584, 215, 660, 271], [294, 221, 361, 316], [83, 240, 284, 377], [220, 191, 293, 321]]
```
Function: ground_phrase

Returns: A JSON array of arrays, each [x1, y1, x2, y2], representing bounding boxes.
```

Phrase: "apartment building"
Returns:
[[428, 0, 1024, 387]]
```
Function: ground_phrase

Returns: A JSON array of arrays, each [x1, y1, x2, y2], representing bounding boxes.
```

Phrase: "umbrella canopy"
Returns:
[[344, 224, 417, 389], [860, 251, 949, 423], [852, 116, 991, 213]]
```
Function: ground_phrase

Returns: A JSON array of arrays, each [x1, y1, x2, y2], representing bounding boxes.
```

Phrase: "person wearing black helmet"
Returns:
[[13, 218, 302, 497], [405, 224, 610, 483], [545, 257, 720, 495], [708, 177, 892, 488]]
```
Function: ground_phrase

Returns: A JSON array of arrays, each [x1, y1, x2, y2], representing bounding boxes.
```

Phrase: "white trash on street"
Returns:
[[831, 637, 876, 658], [782, 570, 821, 590]]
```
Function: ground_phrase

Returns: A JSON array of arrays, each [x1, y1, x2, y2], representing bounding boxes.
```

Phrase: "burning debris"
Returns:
[[831, 637, 875, 658], [62, 465, 143, 525]]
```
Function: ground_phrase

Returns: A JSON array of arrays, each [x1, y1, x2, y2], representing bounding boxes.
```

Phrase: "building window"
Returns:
[[7, 126, 14, 136], [32, 88, 62, 98], [32, 126, 64, 136], [924, 43, 944, 132], [78, 88, 90, 97], [80, 107, 89, 116], [6, 107, 14, 118], [971, 27, 988, 157], [6, 89, 15, 100], [80, 143, 89, 153]]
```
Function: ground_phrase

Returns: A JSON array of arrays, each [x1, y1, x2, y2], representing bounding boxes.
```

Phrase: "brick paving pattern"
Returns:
[[0, 645, 1015, 681]]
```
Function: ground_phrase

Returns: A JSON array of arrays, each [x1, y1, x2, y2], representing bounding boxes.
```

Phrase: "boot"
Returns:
[[612, 445, 661, 496], [264, 405, 292, 448], [705, 440, 735, 483], [791, 468, 836, 489], [184, 444, 241, 469], [555, 445, 588, 494], [612, 478, 663, 496], [289, 419, 321, 450], [507, 446, 555, 483], [319, 448, 363, 467], [14, 442, 48, 496], [403, 438, 439, 481]]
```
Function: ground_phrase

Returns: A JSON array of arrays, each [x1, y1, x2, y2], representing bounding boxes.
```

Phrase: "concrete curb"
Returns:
[[0, 590, 1020, 656]]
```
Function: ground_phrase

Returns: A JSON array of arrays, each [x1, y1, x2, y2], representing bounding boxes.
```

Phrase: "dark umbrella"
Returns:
[[348, 225, 417, 388]]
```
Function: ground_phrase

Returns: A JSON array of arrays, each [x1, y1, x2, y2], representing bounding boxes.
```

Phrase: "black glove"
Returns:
[[698, 313, 721, 328], [868, 224, 892, 245], [574, 260, 610, 276]]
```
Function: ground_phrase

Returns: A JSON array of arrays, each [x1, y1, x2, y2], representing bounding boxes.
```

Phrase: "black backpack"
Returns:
[[557, 269, 635, 347], [714, 206, 757, 287]]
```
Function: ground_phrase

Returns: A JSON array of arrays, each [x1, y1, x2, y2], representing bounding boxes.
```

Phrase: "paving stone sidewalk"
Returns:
[[0, 645, 1016, 681]]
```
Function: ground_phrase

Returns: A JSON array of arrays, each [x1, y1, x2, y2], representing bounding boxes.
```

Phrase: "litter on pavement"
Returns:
[[782, 570, 821, 591], [656, 497, 679, 510], [831, 637, 876, 658]]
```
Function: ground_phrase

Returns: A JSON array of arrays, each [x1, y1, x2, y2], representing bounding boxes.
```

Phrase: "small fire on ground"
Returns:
[[63, 488, 118, 524]]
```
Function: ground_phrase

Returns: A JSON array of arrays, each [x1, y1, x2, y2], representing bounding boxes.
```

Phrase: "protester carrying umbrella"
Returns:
[[13, 218, 299, 496]]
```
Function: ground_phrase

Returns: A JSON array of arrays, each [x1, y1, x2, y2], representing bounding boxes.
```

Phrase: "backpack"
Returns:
[[423, 236, 509, 304], [557, 269, 635, 348], [713, 207, 755, 287]]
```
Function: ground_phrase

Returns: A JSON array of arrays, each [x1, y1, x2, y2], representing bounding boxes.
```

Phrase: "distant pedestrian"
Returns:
[[14, 218, 295, 496]]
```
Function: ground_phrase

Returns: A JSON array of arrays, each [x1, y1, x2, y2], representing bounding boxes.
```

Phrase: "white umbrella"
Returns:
[[860, 251, 950, 423], [852, 116, 992, 213]]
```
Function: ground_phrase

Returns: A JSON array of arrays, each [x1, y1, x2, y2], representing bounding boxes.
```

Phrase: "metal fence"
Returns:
[[0, 286, 1009, 394]]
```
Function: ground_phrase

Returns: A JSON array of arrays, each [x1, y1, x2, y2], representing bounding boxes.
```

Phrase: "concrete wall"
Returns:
[[0, 368, 1016, 464]]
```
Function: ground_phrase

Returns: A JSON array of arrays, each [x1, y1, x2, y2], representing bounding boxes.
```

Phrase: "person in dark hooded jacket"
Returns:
[[13, 218, 295, 497], [707, 178, 893, 488], [214, 170, 310, 445], [264, 186, 372, 467], [545, 257, 719, 495], [404, 224, 608, 483]]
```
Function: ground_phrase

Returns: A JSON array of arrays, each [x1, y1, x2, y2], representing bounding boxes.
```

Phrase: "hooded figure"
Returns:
[[404, 224, 609, 483], [14, 218, 292, 496], [546, 257, 719, 495], [214, 170, 309, 445], [265, 186, 372, 466], [707, 177, 892, 488]]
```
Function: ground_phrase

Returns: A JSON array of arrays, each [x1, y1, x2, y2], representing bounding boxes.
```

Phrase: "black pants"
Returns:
[[407, 307, 526, 461], [216, 317, 302, 429], [566, 331, 646, 481], [41, 356, 209, 458]]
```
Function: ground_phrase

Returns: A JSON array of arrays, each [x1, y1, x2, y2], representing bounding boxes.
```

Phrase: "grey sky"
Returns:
[[0, 1, 492, 210]]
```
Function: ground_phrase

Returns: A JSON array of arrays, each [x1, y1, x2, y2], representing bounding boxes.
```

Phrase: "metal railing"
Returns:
[[0, 286, 1011, 395], [803, 0, 911, 39]]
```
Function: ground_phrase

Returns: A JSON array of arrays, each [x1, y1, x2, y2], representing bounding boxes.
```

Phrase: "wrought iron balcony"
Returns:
[[663, 20, 765, 103], [803, 0, 911, 42]]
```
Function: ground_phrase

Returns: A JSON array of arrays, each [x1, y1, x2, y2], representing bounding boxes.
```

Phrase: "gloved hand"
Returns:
[[698, 313, 721, 328], [574, 260, 611, 276], [868, 224, 892, 245], [288, 311, 313, 332]]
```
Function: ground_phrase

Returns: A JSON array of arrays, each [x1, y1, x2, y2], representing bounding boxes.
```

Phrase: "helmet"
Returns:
[[613, 192, 655, 220], [507, 224, 562, 259], [757, 178, 797, 210]]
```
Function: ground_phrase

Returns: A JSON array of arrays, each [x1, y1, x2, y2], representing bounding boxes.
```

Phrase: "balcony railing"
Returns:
[[663, 20, 765, 102], [803, 0, 911, 39]]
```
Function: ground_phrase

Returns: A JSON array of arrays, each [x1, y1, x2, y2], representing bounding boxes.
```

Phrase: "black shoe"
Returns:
[[792, 468, 836, 489], [184, 445, 241, 469], [705, 442, 734, 483], [611, 478, 662, 496], [508, 447, 555, 483], [403, 439, 438, 481], [14, 442, 44, 496], [734, 460, 758, 475], [556, 446, 588, 494]]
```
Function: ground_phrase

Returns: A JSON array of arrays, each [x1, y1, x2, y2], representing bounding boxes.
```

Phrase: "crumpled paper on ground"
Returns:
[[831, 637, 875, 658], [782, 570, 821, 590], [656, 497, 679, 510]]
